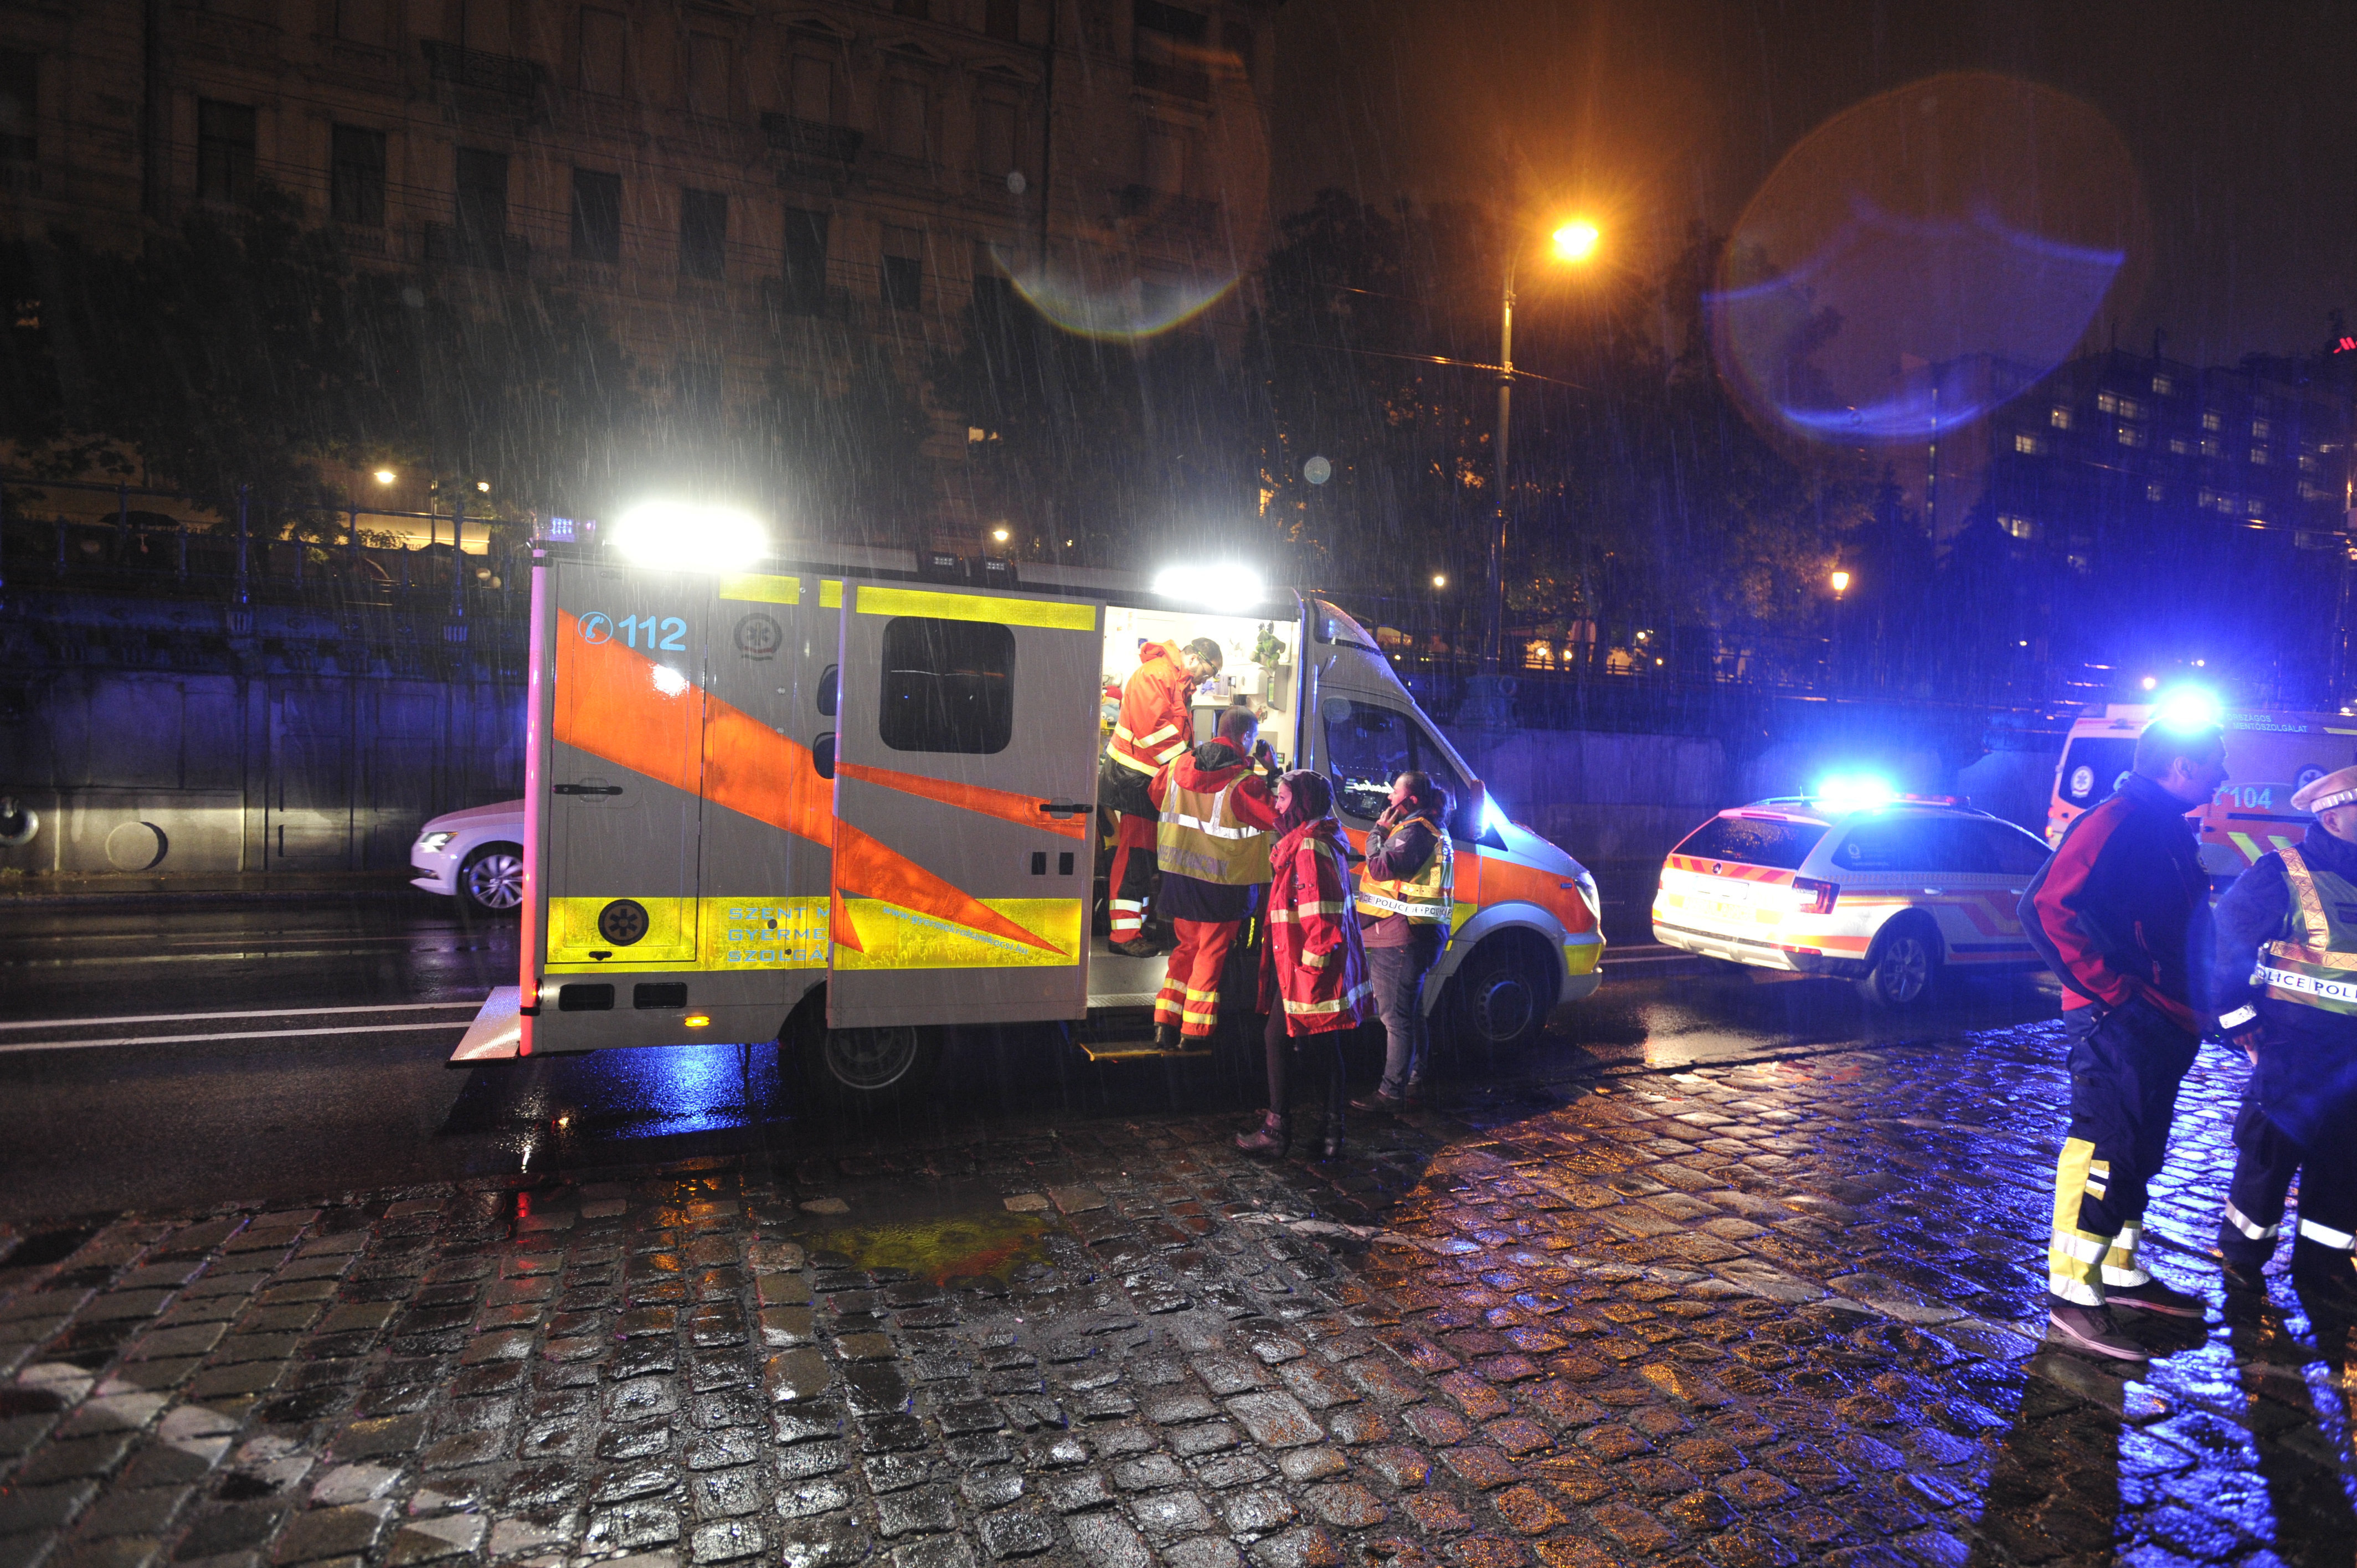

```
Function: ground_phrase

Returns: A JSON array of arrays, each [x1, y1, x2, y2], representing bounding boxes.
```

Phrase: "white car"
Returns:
[[411, 801, 527, 915]]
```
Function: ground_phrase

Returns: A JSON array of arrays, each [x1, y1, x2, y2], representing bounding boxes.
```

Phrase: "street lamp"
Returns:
[[1489, 216, 1600, 671], [373, 468, 396, 485], [1830, 569, 1851, 597], [1432, 574, 1448, 590]]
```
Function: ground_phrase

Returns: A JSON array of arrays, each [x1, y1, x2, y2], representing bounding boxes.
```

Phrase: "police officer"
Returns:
[[2020, 716, 2228, 1360], [2209, 764, 2357, 1306], [1351, 770, 1454, 1112]]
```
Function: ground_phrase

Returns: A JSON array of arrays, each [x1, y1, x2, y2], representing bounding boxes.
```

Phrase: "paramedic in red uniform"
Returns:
[[2020, 717, 2229, 1360], [1237, 770, 1373, 1161], [1103, 636, 1224, 954], [1147, 708, 1278, 1049]]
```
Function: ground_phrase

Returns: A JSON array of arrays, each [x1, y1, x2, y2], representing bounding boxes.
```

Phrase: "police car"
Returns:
[[1651, 784, 2051, 1005]]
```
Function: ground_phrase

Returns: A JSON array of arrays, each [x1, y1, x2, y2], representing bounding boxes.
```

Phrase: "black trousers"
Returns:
[[2219, 1054, 2357, 1272], [1264, 1008, 1346, 1128], [2047, 997, 2199, 1305]]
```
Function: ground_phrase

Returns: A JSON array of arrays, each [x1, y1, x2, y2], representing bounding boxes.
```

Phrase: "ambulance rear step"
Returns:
[[449, 986, 523, 1065]]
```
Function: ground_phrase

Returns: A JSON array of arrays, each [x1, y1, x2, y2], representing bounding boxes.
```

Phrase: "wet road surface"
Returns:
[[5, 901, 2355, 1567], [0, 902, 2055, 1223]]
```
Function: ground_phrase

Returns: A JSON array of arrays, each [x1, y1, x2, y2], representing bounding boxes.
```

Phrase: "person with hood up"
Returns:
[[1238, 770, 1373, 1160], [1146, 706, 1278, 1049]]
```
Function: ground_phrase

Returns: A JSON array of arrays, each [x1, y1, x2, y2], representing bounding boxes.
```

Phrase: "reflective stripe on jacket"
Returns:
[[1356, 810, 1454, 922], [2256, 844, 2357, 1017], [1155, 758, 1274, 886], [1109, 641, 1194, 777], [1258, 819, 1374, 1034]]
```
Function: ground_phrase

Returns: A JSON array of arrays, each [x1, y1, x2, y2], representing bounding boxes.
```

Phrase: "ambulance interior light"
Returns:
[[611, 502, 768, 574], [1151, 563, 1265, 609]]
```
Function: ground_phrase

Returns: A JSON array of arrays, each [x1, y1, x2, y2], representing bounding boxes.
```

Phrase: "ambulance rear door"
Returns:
[[533, 556, 709, 1049], [826, 581, 1104, 1028]]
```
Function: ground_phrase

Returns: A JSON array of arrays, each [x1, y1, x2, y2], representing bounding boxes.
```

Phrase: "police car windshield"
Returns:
[[1676, 815, 1829, 871]]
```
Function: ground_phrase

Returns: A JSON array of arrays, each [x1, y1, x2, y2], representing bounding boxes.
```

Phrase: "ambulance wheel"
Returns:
[[458, 844, 524, 916], [1447, 936, 1558, 1051], [805, 1023, 941, 1103], [1856, 917, 1940, 1008]]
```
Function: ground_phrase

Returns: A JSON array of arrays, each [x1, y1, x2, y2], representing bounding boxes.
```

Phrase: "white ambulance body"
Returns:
[[451, 536, 1603, 1095], [2047, 703, 2357, 879]]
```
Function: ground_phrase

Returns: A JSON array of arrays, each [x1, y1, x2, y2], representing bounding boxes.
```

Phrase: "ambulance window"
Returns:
[[1320, 699, 1467, 828], [817, 664, 838, 717], [2058, 737, 2135, 808], [1975, 820, 2052, 875], [878, 617, 1013, 754]]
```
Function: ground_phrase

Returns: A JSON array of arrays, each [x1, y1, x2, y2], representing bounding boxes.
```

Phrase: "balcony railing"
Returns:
[[420, 223, 531, 274], [761, 114, 864, 165], [421, 40, 547, 105]]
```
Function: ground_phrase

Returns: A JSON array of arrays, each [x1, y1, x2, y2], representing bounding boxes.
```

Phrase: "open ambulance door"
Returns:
[[825, 581, 1104, 1028]]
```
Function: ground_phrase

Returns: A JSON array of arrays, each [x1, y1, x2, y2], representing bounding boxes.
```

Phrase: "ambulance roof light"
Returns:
[[1151, 563, 1264, 609], [611, 502, 768, 574], [2152, 686, 2220, 731]]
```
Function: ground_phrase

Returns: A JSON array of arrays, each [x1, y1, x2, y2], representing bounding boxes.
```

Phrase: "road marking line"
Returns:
[[0, 1020, 477, 1055], [0, 1000, 486, 1032]]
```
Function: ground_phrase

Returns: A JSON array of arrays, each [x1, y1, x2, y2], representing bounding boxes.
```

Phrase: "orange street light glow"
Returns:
[[373, 468, 396, 484], [1830, 570, 1852, 595], [1552, 221, 1601, 263]]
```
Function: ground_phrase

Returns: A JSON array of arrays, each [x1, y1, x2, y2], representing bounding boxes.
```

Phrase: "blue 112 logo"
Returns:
[[581, 612, 686, 651]]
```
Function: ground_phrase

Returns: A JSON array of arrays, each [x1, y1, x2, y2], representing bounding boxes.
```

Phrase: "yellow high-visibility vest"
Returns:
[[1356, 814, 1454, 923], [1157, 773, 1272, 886], [2256, 845, 2357, 1015]]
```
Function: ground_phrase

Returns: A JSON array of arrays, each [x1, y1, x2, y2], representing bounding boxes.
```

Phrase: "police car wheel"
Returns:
[[459, 845, 525, 914], [815, 1025, 938, 1097], [1857, 919, 1939, 1008]]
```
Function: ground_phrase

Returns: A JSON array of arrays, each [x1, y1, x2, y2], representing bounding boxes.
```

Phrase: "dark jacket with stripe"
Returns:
[[2209, 826, 2357, 1144], [2019, 772, 2210, 1033]]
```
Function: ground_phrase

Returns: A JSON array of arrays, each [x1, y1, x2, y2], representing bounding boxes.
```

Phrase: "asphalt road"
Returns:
[[0, 898, 2061, 1227]]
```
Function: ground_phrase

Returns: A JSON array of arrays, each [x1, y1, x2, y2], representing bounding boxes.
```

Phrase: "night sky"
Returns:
[[1267, 0, 2357, 366]]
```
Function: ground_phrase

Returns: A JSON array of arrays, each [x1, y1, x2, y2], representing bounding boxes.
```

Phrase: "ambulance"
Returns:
[[449, 508, 1603, 1097], [2046, 700, 2357, 881]]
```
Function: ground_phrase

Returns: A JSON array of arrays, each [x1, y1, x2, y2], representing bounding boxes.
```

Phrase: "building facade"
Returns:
[[0, 0, 1274, 533]]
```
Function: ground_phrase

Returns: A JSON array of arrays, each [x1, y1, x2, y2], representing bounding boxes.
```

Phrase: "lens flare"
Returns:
[[1710, 73, 2144, 446]]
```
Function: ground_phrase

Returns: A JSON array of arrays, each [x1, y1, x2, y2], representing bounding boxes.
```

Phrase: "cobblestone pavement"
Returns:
[[4, 1021, 2355, 1568]]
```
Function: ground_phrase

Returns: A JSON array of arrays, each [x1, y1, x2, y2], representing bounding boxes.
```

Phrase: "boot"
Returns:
[[1236, 1112, 1289, 1157], [1154, 1023, 1180, 1051], [1320, 1105, 1346, 1160]]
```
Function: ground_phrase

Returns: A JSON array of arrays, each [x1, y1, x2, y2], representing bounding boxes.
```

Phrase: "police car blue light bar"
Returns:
[[1812, 775, 1897, 808]]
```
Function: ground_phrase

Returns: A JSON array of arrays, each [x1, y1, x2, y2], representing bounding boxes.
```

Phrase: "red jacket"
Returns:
[[2019, 772, 2209, 1033], [1109, 641, 1195, 778], [1259, 818, 1374, 1034]]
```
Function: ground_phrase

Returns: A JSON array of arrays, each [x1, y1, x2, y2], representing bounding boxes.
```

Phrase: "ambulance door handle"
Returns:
[[1037, 802, 1091, 817], [555, 783, 624, 797], [1921, 887, 1942, 895]]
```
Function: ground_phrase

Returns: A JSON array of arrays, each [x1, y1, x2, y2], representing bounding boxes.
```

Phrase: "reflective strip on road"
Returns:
[[0, 1019, 480, 1054], [0, 1000, 487, 1032]]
